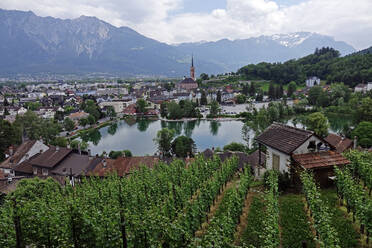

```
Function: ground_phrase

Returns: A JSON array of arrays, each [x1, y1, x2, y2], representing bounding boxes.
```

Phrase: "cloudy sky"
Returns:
[[0, 0, 371, 50]]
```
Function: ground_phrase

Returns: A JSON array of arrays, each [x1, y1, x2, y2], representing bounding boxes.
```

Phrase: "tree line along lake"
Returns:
[[80, 114, 351, 156]]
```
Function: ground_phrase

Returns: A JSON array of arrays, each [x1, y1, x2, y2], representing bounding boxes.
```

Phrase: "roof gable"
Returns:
[[29, 146, 72, 168], [256, 123, 314, 154]]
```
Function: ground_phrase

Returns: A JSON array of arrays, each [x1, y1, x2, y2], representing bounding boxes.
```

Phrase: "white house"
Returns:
[[256, 123, 330, 174], [367, 82, 372, 91], [0, 140, 49, 177], [98, 101, 128, 113], [354, 84, 367, 93], [255, 123, 350, 186], [306, 76, 320, 87]]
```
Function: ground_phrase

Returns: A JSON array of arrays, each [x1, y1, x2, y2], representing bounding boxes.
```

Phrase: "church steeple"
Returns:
[[190, 54, 195, 81]]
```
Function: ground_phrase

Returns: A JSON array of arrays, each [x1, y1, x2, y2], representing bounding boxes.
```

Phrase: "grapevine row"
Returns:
[[344, 150, 372, 195], [164, 156, 240, 247], [301, 171, 341, 248], [0, 155, 237, 247], [260, 170, 280, 248], [334, 167, 372, 244], [194, 168, 253, 247]]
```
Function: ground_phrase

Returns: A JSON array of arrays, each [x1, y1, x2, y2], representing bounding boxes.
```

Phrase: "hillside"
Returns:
[[238, 47, 372, 86], [352, 46, 372, 55]]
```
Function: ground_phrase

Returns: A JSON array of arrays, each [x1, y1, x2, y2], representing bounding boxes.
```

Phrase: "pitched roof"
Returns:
[[0, 140, 37, 169], [52, 153, 102, 176], [13, 152, 42, 175], [292, 151, 350, 169], [325, 134, 353, 153], [246, 150, 266, 168], [89, 156, 159, 177], [29, 146, 72, 168], [202, 149, 214, 159], [256, 123, 314, 154], [179, 77, 197, 84], [216, 151, 251, 170]]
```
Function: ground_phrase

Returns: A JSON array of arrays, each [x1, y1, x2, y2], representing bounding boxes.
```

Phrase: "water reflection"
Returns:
[[209, 121, 221, 136], [137, 118, 152, 132], [81, 129, 102, 145], [108, 123, 118, 135], [87, 119, 245, 156], [184, 120, 198, 137]]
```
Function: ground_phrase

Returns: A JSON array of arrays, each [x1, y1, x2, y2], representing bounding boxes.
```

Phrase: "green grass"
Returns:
[[279, 194, 316, 248], [240, 195, 266, 247], [320, 189, 360, 248]]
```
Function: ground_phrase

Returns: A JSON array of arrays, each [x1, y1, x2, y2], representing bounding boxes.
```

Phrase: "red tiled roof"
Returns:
[[292, 151, 350, 169], [256, 123, 314, 154], [325, 134, 353, 153], [89, 156, 159, 177], [68, 111, 89, 119], [123, 104, 137, 114], [179, 78, 196, 84], [29, 146, 72, 168]]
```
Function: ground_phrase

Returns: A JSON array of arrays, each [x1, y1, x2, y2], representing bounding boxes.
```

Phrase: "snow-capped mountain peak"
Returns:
[[270, 32, 314, 47]]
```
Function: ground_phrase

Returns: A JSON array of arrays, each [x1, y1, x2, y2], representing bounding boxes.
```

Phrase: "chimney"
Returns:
[[103, 159, 107, 167], [25, 153, 29, 160], [9, 147, 13, 156], [56, 146, 60, 152], [88, 149, 91, 156], [40, 149, 44, 154], [354, 136, 357, 149]]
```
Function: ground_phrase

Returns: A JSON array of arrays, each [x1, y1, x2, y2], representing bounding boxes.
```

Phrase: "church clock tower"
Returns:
[[190, 55, 195, 81]]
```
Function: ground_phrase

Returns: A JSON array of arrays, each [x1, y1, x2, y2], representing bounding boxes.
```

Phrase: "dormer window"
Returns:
[[307, 141, 316, 152]]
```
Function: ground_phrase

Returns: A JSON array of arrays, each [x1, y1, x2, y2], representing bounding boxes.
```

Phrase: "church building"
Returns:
[[178, 56, 198, 91]]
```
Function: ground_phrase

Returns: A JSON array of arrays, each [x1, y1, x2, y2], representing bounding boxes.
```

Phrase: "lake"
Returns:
[[82, 113, 352, 156], [83, 119, 246, 156]]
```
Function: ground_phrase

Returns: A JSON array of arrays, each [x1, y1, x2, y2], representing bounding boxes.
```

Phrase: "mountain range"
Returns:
[[0, 9, 357, 78]]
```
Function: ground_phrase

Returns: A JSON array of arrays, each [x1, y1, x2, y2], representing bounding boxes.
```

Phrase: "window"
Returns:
[[307, 141, 316, 152], [33, 167, 38, 175], [272, 154, 280, 171], [42, 168, 48, 176]]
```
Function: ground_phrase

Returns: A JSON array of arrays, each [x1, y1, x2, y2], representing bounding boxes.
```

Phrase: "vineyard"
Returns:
[[0, 150, 372, 248]]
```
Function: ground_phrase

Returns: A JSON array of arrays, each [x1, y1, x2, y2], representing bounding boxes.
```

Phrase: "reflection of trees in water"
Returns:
[[209, 121, 221, 136], [160, 120, 168, 129], [80, 129, 102, 145], [123, 117, 136, 126], [326, 114, 352, 135], [89, 129, 102, 145], [167, 122, 184, 136], [107, 123, 118, 135], [137, 119, 151, 132], [184, 121, 197, 137]]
